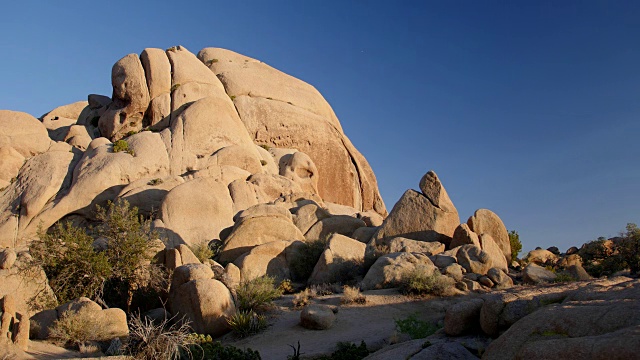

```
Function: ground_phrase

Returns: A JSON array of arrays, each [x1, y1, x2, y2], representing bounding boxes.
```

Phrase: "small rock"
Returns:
[[0, 249, 17, 269], [300, 304, 335, 330], [523, 263, 556, 284]]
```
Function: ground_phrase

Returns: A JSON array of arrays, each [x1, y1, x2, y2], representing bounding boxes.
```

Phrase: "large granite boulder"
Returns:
[[467, 209, 511, 263]]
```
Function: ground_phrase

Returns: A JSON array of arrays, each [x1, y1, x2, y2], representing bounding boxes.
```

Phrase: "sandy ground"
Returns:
[[223, 288, 478, 359]]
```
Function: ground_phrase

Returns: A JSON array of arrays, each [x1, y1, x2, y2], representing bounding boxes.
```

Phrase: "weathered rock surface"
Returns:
[[300, 304, 336, 330], [523, 263, 557, 284], [467, 209, 511, 263], [234, 240, 305, 281], [304, 215, 366, 241], [361, 252, 436, 290], [444, 298, 484, 336], [383, 237, 445, 255], [524, 249, 558, 265], [456, 245, 493, 275], [0, 110, 51, 157], [309, 234, 366, 285], [450, 223, 481, 249]]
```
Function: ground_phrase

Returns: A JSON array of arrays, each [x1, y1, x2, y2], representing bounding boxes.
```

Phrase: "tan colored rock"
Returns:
[[193, 165, 252, 186], [384, 237, 445, 255], [300, 304, 336, 330], [372, 187, 459, 248], [479, 234, 508, 272], [558, 254, 582, 268], [166, 96, 256, 175], [247, 173, 303, 202], [52, 298, 128, 342], [467, 209, 511, 263], [233, 203, 293, 223], [523, 263, 557, 284], [234, 240, 305, 281], [486, 268, 513, 289], [117, 175, 185, 217], [0, 249, 16, 269], [224, 263, 241, 290], [279, 151, 319, 195], [63, 125, 93, 150], [292, 203, 330, 234], [419, 171, 457, 213], [0, 110, 51, 157], [450, 223, 481, 249], [0, 146, 24, 186], [176, 244, 201, 265], [209, 145, 263, 174], [29, 309, 57, 340], [482, 279, 640, 360], [160, 177, 234, 247], [170, 277, 235, 337], [140, 48, 172, 99], [456, 245, 493, 275], [324, 202, 359, 216], [40, 101, 88, 141], [525, 249, 558, 265], [566, 264, 592, 281], [432, 254, 457, 269], [165, 248, 182, 271], [308, 234, 366, 285], [219, 216, 305, 264], [444, 298, 484, 336], [351, 226, 377, 243], [99, 53, 151, 140], [358, 210, 384, 227], [443, 263, 464, 281], [170, 264, 215, 292], [146, 92, 171, 129], [361, 252, 436, 290], [304, 215, 366, 241], [18, 132, 169, 242], [228, 179, 261, 214]]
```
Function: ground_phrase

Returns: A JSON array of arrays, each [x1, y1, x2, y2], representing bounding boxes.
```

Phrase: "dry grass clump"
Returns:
[[189, 241, 214, 263], [399, 265, 455, 297], [235, 275, 283, 312], [292, 287, 317, 308], [341, 285, 366, 304], [123, 313, 194, 360], [49, 310, 103, 348]]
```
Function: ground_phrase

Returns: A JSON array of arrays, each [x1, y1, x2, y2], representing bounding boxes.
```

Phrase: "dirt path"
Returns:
[[223, 289, 475, 359]]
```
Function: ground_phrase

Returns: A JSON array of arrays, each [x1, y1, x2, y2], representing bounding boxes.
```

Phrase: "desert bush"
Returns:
[[113, 139, 135, 155], [341, 285, 366, 304], [28, 200, 162, 311], [226, 310, 268, 338], [553, 273, 577, 283], [49, 309, 104, 348], [399, 265, 455, 296], [124, 313, 194, 360], [292, 288, 317, 308], [394, 313, 439, 339], [315, 341, 370, 360], [508, 230, 522, 260], [289, 238, 327, 281], [278, 279, 295, 294], [619, 223, 640, 275], [328, 257, 366, 285], [189, 241, 214, 263], [30, 222, 112, 304], [235, 276, 283, 312], [186, 336, 261, 360]]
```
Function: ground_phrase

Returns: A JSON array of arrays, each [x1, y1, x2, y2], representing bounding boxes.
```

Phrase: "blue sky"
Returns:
[[1, 1, 638, 253]]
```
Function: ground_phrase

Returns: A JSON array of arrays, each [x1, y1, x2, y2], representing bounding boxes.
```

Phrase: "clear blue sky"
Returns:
[[1, 1, 639, 253]]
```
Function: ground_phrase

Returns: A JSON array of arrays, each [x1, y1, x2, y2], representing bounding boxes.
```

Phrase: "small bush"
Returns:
[[258, 144, 271, 151], [292, 288, 316, 308], [509, 230, 522, 260], [30, 222, 112, 304], [554, 273, 577, 283], [328, 258, 366, 285], [316, 341, 369, 360], [124, 313, 194, 360], [189, 241, 214, 263], [170, 83, 181, 92], [260, 160, 267, 166], [147, 178, 163, 186], [226, 310, 268, 338], [113, 140, 135, 156], [394, 313, 439, 339], [399, 265, 455, 296], [278, 279, 295, 294], [49, 310, 103, 348], [235, 276, 283, 312], [341, 286, 366, 305], [186, 338, 261, 360], [289, 238, 327, 281], [230, 95, 236, 101], [206, 59, 219, 65]]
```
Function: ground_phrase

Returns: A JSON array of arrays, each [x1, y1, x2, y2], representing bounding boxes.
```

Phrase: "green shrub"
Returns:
[[189, 241, 214, 263], [509, 230, 522, 260], [553, 273, 577, 283], [316, 341, 369, 360], [399, 266, 454, 296], [113, 139, 134, 155], [620, 223, 640, 275], [289, 238, 327, 281], [186, 338, 261, 360], [147, 178, 163, 186], [327, 257, 366, 285], [205, 59, 219, 65], [170, 83, 181, 92], [226, 310, 268, 338], [278, 279, 294, 294], [235, 276, 283, 312], [258, 144, 271, 151], [30, 222, 112, 304], [394, 313, 439, 339]]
